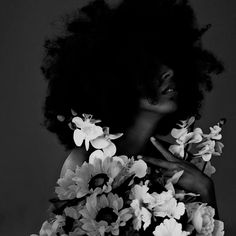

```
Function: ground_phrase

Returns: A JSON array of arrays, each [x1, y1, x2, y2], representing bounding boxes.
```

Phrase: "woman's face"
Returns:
[[140, 65, 178, 114]]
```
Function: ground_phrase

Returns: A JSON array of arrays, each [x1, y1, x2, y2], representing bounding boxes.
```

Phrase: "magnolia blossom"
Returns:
[[72, 115, 103, 150], [186, 203, 215, 236], [153, 218, 190, 236], [149, 190, 185, 220], [79, 193, 132, 236], [130, 184, 153, 230]]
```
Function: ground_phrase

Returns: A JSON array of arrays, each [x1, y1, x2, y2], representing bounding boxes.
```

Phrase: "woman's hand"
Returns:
[[143, 137, 218, 213]]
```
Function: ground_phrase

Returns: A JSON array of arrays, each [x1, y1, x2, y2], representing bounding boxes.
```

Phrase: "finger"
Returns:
[[150, 137, 179, 162], [142, 156, 178, 170]]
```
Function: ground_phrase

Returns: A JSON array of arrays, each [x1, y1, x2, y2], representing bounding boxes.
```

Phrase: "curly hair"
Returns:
[[41, 0, 224, 149]]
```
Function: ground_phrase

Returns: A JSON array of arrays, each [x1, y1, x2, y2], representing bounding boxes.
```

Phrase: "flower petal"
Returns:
[[73, 129, 85, 147], [91, 136, 110, 149], [103, 141, 117, 157], [109, 133, 123, 140], [171, 128, 187, 139], [169, 144, 185, 158], [72, 117, 84, 128], [89, 150, 106, 165], [213, 220, 224, 236], [129, 159, 147, 178], [202, 153, 212, 161]]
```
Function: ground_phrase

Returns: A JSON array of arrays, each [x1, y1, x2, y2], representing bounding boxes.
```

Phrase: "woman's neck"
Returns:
[[117, 110, 164, 156]]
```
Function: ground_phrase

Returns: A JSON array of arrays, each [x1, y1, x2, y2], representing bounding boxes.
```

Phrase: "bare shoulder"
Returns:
[[60, 148, 89, 177]]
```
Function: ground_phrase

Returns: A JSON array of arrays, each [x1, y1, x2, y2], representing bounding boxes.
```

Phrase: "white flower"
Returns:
[[38, 221, 57, 236], [204, 125, 222, 140], [170, 127, 203, 158], [212, 220, 224, 236], [171, 117, 195, 138], [89, 149, 107, 164], [72, 114, 103, 150], [193, 122, 224, 162], [55, 169, 78, 200], [194, 139, 224, 162], [72, 156, 123, 198], [33, 216, 65, 236], [194, 140, 216, 161], [64, 207, 80, 220], [64, 202, 85, 220], [129, 159, 148, 178], [186, 203, 215, 236], [130, 184, 153, 230], [131, 199, 152, 231], [179, 128, 203, 144], [169, 144, 185, 159], [79, 193, 132, 236], [149, 190, 185, 220], [90, 127, 123, 157], [153, 218, 190, 236], [131, 184, 153, 204]]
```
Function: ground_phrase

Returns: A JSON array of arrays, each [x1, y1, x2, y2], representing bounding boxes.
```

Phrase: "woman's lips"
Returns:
[[161, 85, 177, 95]]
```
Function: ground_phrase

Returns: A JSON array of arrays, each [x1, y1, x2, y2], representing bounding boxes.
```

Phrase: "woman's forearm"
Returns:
[[200, 179, 219, 219]]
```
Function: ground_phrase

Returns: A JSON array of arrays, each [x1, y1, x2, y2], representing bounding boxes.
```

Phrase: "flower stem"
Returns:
[[184, 123, 194, 161], [202, 161, 207, 173]]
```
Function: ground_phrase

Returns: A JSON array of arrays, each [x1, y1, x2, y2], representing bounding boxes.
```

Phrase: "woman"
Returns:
[[42, 0, 223, 219]]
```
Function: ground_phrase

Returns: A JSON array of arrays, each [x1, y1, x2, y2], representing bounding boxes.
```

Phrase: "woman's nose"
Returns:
[[161, 68, 174, 81]]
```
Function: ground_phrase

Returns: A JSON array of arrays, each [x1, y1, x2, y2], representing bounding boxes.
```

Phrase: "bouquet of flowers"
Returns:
[[32, 113, 225, 236]]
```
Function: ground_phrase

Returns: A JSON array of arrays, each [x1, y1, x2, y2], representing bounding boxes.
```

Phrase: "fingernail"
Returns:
[[137, 155, 143, 159], [150, 136, 156, 142]]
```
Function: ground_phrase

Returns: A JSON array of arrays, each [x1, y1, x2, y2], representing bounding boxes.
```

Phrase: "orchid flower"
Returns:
[[90, 127, 123, 157], [169, 117, 202, 158], [72, 114, 103, 150], [194, 122, 224, 161]]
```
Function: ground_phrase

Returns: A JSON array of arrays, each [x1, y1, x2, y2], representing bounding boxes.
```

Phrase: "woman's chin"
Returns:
[[140, 98, 178, 115], [153, 101, 178, 114]]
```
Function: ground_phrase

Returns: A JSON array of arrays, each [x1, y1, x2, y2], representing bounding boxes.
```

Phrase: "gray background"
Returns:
[[0, 0, 235, 235]]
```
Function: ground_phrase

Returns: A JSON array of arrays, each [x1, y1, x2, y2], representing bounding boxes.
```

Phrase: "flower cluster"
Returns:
[[169, 117, 225, 176], [32, 114, 224, 236]]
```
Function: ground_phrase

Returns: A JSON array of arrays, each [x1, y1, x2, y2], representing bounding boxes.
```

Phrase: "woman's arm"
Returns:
[[142, 138, 219, 218]]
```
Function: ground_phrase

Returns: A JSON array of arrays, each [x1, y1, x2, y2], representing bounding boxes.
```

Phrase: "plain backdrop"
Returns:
[[0, 0, 235, 235]]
